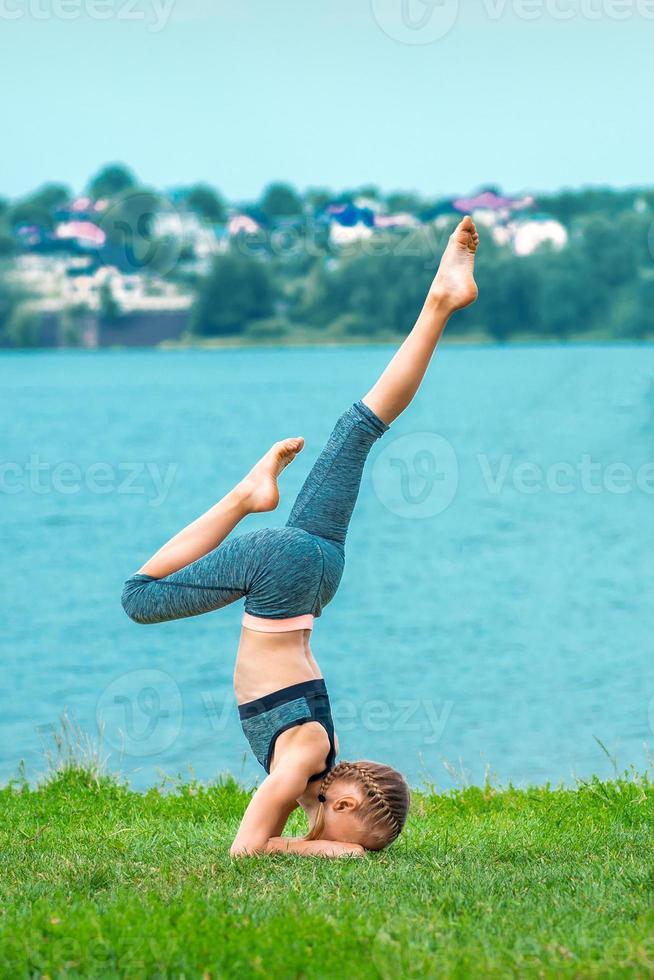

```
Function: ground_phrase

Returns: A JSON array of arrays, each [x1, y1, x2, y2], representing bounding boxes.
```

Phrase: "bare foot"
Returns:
[[430, 216, 479, 314], [238, 437, 304, 513]]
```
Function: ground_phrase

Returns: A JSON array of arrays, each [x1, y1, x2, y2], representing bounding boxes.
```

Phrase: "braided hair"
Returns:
[[305, 760, 410, 850]]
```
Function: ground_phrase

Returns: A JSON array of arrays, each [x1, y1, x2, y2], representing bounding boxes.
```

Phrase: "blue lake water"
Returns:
[[2, 345, 654, 790]]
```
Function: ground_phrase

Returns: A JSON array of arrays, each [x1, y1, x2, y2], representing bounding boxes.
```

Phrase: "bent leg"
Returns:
[[122, 532, 258, 624], [136, 440, 304, 581], [286, 401, 388, 545]]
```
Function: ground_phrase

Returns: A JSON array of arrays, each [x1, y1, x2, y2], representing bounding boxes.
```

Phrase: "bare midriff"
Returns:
[[234, 627, 322, 704]]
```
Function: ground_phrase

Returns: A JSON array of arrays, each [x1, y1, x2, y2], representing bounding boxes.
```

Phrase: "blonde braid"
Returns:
[[304, 760, 409, 848], [348, 762, 401, 838]]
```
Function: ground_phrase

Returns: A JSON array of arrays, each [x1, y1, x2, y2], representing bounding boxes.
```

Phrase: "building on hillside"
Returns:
[[374, 212, 419, 230], [492, 215, 568, 255], [452, 189, 534, 215], [54, 196, 108, 223], [228, 214, 261, 237], [11, 254, 189, 310], [512, 216, 568, 255], [54, 220, 106, 249]]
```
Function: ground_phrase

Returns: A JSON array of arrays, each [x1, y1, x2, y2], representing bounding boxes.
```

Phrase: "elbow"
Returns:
[[230, 833, 271, 858], [230, 843, 263, 859]]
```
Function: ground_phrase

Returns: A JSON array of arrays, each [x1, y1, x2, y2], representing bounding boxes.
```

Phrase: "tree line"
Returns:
[[0, 164, 653, 345], [190, 210, 654, 343]]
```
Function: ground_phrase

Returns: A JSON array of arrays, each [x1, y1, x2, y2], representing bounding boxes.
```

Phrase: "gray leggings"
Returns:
[[121, 401, 389, 625]]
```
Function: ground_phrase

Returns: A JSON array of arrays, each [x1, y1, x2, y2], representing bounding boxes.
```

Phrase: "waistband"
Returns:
[[238, 678, 328, 719], [241, 612, 314, 633]]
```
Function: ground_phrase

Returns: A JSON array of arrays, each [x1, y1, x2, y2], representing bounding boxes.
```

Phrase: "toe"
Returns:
[[452, 216, 478, 247]]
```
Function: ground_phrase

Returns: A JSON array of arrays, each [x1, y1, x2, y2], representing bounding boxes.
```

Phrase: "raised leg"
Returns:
[[285, 217, 479, 546], [286, 401, 388, 545], [363, 216, 479, 425]]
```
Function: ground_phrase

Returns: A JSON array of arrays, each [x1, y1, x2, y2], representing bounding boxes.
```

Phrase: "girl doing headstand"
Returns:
[[122, 216, 480, 857]]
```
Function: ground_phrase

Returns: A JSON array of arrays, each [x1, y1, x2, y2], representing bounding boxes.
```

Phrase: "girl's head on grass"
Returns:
[[305, 760, 410, 851]]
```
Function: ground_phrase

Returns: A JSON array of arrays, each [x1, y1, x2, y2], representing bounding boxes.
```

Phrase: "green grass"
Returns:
[[1, 768, 653, 978]]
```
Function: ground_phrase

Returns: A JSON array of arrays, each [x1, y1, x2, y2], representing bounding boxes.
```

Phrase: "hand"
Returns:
[[264, 837, 366, 859]]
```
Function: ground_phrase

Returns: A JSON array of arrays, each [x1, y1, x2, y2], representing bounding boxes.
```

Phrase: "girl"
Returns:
[[122, 216, 480, 858]]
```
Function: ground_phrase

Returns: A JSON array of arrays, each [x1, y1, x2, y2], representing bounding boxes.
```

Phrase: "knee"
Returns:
[[121, 578, 153, 624]]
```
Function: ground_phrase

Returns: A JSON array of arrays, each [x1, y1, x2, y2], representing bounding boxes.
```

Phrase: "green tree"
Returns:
[[468, 242, 541, 341], [191, 253, 276, 336], [580, 215, 638, 289], [98, 281, 121, 322], [184, 184, 226, 224], [0, 270, 27, 343], [260, 183, 303, 221], [59, 304, 88, 347], [304, 188, 333, 212], [532, 247, 604, 339], [294, 241, 437, 336], [385, 191, 425, 214], [0, 223, 15, 257], [8, 183, 71, 231], [610, 276, 654, 339], [88, 164, 137, 200], [3, 304, 40, 347]]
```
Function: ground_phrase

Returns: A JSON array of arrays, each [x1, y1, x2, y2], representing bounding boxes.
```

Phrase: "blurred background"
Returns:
[[2, 0, 653, 789]]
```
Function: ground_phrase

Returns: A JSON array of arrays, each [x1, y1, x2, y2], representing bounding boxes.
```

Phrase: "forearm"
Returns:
[[264, 837, 365, 858], [139, 487, 248, 578], [229, 766, 312, 858]]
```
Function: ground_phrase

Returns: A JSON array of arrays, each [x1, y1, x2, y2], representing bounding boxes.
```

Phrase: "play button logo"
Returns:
[[371, 0, 460, 44]]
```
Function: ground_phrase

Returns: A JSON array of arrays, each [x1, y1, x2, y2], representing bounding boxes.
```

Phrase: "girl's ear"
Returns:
[[333, 794, 359, 813]]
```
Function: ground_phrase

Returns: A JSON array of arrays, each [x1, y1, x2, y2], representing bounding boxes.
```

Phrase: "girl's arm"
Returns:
[[229, 762, 314, 857], [231, 732, 360, 859], [265, 837, 365, 858]]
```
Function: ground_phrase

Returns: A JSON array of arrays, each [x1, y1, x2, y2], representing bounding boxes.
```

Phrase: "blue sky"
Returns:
[[1, 0, 651, 202]]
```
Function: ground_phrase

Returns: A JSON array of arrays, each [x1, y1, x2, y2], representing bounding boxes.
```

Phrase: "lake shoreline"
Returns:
[[3, 332, 654, 353]]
